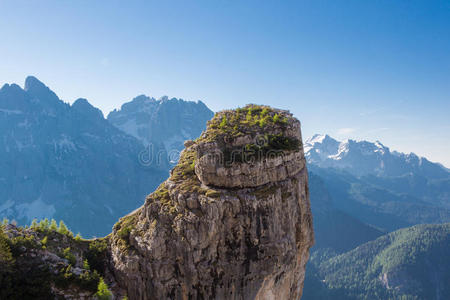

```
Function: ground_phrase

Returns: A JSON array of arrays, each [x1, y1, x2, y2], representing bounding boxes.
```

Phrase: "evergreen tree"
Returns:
[[95, 277, 112, 300], [31, 219, 38, 229], [39, 218, 50, 231], [83, 259, 90, 270], [50, 219, 58, 231], [58, 221, 69, 235], [0, 227, 13, 263]]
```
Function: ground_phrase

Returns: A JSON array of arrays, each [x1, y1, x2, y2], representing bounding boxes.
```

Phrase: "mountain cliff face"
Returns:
[[107, 95, 214, 164], [110, 105, 314, 299], [0, 105, 313, 299], [0, 77, 167, 237]]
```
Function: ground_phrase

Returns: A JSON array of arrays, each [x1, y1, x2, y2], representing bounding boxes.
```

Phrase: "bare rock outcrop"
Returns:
[[110, 105, 314, 300]]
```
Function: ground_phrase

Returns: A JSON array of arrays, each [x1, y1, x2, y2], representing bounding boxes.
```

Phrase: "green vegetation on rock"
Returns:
[[202, 104, 291, 142], [0, 220, 109, 299], [197, 105, 301, 166], [114, 214, 137, 249], [221, 133, 300, 165]]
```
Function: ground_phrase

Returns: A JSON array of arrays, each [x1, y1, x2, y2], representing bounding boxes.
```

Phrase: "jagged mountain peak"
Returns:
[[305, 134, 397, 161], [0, 77, 168, 237], [72, 98, 104, 119], [159, 95, 169, 101], [24, 75, 46, 91], [23, 76, 60, 106], [131, 94, 156, 103], [306, 133, 336, 143], [306, 134, 449, 178], [0, 83, 23, 94], [305, 134, 339, 149], [107, 94, 214, 152]]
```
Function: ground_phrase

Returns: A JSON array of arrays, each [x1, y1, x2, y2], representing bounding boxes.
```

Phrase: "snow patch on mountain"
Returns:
[[54, 134, 76, 152], [305, 134, 449, 178], [16, 198, 56, 222], [107, 94, 214, 160]]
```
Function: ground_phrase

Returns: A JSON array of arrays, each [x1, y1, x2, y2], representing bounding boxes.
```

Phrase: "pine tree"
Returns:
[[39, 218, 50, 231], [0, 227, 13, 263], [58, 220, 69, 235], [83, 259, 90, 270], [50, 219, 58, 231], [31, 218, 38, 229], [95, 277, 112, 300]]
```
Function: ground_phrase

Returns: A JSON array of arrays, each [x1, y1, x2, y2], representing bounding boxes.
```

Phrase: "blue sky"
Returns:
[[1, 0, 449, 166]]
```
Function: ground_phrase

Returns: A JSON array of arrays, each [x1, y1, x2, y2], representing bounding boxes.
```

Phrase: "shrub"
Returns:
[[116, 215, 136, 245], [9, 235, 39, 256], [75, 233, 82, 241], [62, 247, 76, 265], [261, 107, 269, 117], [30, 219, 38, 230], [38, 218, 50, 232], [258, 115, 269, 128], [273, 113, 280, 123], [86, 239, 108, 275], [41, 236, 48, 249], [78, 269, 100, 292], [219, 116, 228, 129], [117, 226, 132, 241], [246, 110, 253, 122]]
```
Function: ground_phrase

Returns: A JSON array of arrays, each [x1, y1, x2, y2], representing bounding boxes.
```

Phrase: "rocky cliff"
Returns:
[[0, 105, 313, 300], [110, 105, 314, 299]]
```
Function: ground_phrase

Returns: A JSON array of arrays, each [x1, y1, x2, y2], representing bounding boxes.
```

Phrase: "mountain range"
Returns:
[[107, 94, 213, 162], [303, 134, 450, 300], [305, 134, 450, 231], [305, 134, 449, 179], [0, 77, 212, 237], [0, 76, 449, 299]]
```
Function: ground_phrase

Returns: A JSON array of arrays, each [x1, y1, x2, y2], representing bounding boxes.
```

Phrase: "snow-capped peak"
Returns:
[[305, 134, 337, 145], [305, 134, 448, 179]]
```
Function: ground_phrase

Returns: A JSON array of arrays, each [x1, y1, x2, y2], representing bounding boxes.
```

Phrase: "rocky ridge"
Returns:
[[0, 105, 313, 300], [110, 105, 314, 299], [0, 77, 168, 237]]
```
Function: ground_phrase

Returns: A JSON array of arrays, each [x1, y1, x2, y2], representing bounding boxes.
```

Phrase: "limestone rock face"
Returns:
[[110, 105, 314, 300], [194, 115, 304, 188]]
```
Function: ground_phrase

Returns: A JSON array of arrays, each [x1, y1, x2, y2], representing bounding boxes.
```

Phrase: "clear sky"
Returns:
[[1, 0, 449, 166]]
